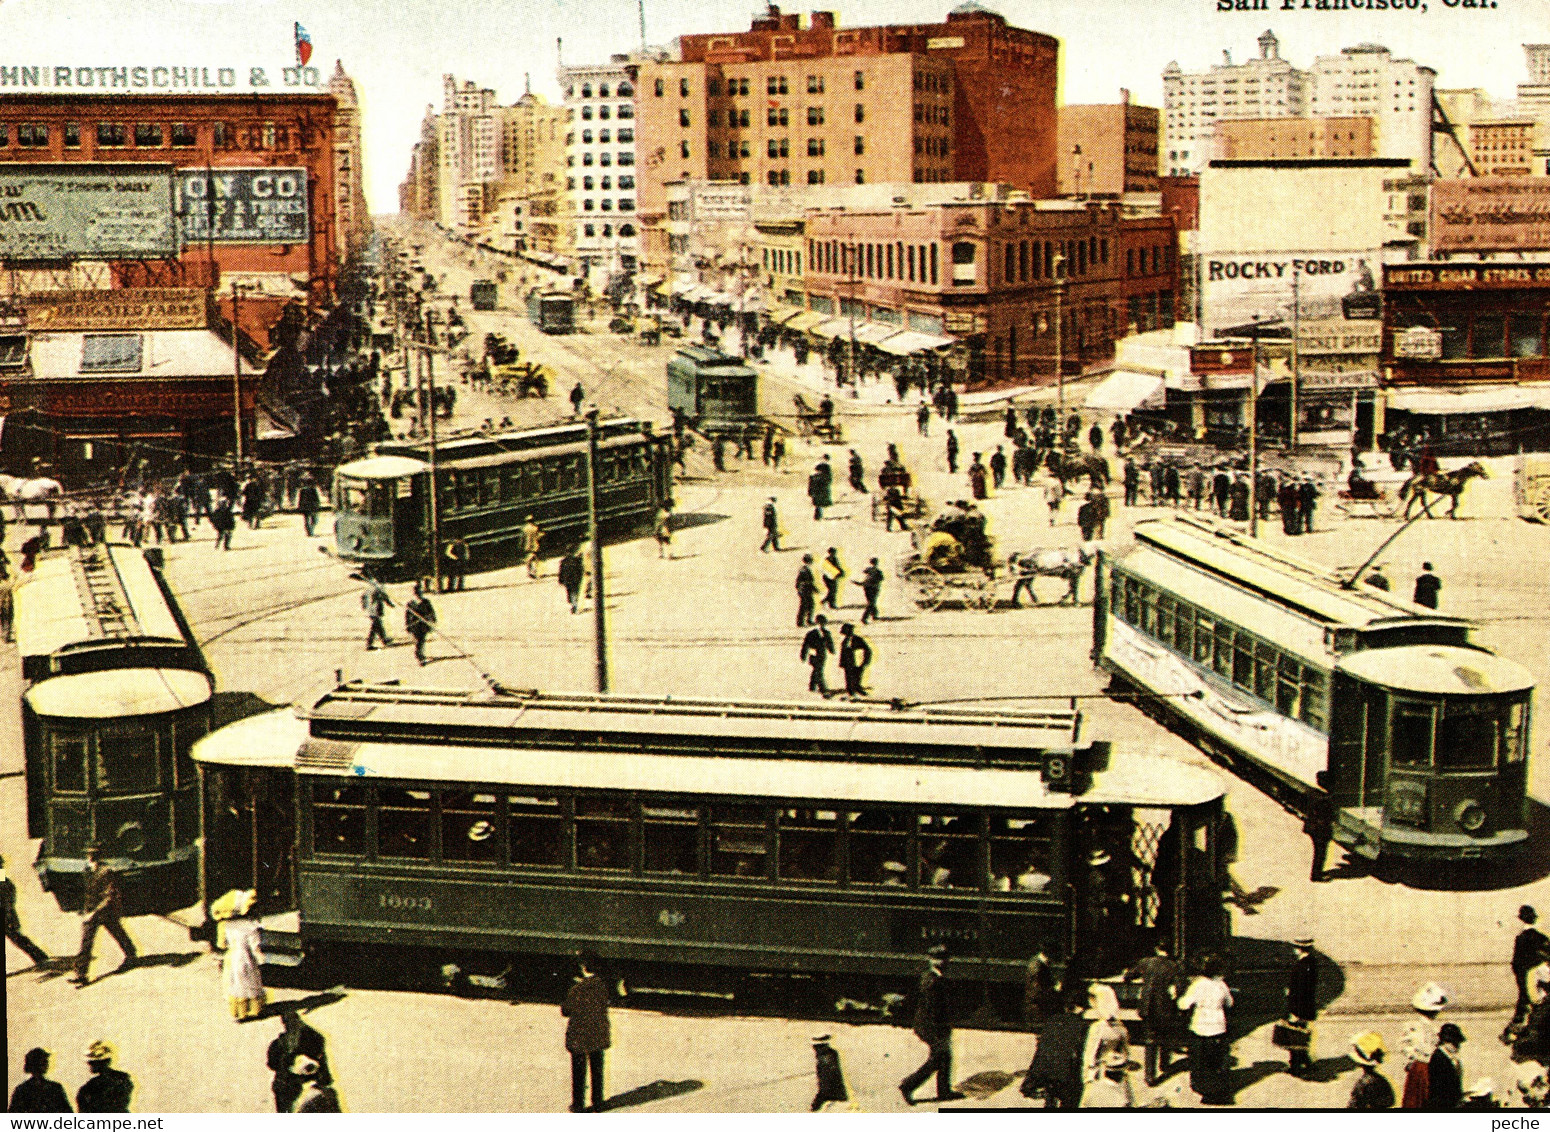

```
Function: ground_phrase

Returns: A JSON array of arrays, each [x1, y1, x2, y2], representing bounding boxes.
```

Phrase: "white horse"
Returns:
[[1007, 544, 1097, 607], [0, 474, 64, 518]]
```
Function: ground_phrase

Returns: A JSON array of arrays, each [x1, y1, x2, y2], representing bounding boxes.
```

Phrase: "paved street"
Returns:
[[8, 224, 1550, 1111]]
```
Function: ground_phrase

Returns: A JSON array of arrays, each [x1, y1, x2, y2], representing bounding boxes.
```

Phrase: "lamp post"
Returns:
[[1052, 253, 1068, 413], [229, 280, 252, 468], [585, 407, 609, 693]]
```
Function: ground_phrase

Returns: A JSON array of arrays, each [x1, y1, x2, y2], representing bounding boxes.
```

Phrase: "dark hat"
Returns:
[[1438, 1022, 1466, 1046], [1293, 936, 1314, 949], [1522, 905, 1538, 925], [812, 1034, 832, 1044]]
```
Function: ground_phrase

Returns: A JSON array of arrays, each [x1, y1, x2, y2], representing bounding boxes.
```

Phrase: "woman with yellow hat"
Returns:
[[1347, 1032, 1395, 1110], [212, 889, 266, 1021]]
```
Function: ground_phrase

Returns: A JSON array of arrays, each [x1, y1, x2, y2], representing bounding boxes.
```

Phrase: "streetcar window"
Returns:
[[98, 728, 159, 795], [1193, 615, 1214, 666], [918, 813, 981, 889], [502, 469, 523, 502], [989, 814, 1054, 894], [710, 804, 769, 879], [1157, 593, 1175, 646], [1140, 588, 1157, 636], [1231, 632, 1253, 690], [1391, 701, 1435, 767], [377, 788, 432, 859], [365, 482, 394, 518], [441, 790, 499, 864], [559, 456, 582, 492], [575, 795, 631, 871], [50, 732, 89, 794], [1174, 605, 1194, 657], [1276, 656, 1301, 717], [313, 784, 367, 856], [849, 809, 910, 886], [482, 470, 500, 506], [542, 460, 562, 495], [1437, 701, 1499, 770], [1300, 671, 1328, 731], [1254, 642, 1277, 702], [643, 802, 700, 875], [524, 464, 544, 498], [509, 794, 563, 867], [1505, 701, 1529, 763], [1213, 624, 1234, 679], [777, 808, 841, 883], [337, 478, 368, 513]]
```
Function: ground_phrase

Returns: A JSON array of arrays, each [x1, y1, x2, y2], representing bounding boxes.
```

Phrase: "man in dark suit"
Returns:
[[900, 945, 962, 1104], [1, 852, 48, 967], [801, 615, 835, 695], [1507, 906, 1548, 1040], [1021, 994, 1090, 1109], [837, 623, 871, 698], [1285, 937, 1319, 1076], [9, 1048, 71, 1113], [72, 847, 135, 986], [266, 1009, 333, 1113], [1428, 1023, 1466, 1109], [795, 555, 818, 626], [562, 952, 611, 1112], [1127, 941, 1183, 1085], [76, 1042, 133, 1113]]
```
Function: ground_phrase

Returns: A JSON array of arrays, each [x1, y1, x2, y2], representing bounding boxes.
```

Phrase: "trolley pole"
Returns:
[[585, 408, 609, 693], [1248, 331, 1260, 539], [425, 310, 442, 594]]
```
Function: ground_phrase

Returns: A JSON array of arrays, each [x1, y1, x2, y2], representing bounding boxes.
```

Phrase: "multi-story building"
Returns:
[[399, 105, 440, 220], [1307, 43, 1433, 168], [1469, 119, 1537, 176], [327, 61, 372, 264], [1213, 116, 1373, 161], [478, 87, 569, 256], [1163, 30, 1306, 177], [435, 74, 500, 234], [558, 59, 640, 288], [1056, 95, 1161, 197]]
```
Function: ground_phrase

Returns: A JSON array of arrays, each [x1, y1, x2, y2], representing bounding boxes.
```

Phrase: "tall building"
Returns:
[[492, 87, 569, 256], [1468, 119, 1536, 176], [328, 60, 372, 262], [1056, 95, 1160, 197], [1162, 31, 1305, 177], [558, 59, 640, 288], [1517, 45, 1550, 175], [399, 105, 440, 220], [436, 74, 500, 233], [1307, 44, 1433, 167]]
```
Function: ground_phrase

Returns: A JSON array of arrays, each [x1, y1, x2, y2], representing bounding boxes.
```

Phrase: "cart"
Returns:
[[793, 394, 843, 443], [1518, 454, 1550, 523], [1334, 470, 1409, 520], [896, 513, 998, 611]]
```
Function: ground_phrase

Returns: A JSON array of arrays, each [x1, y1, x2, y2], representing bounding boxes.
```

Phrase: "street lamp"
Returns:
[[1052, 252, 1068, 413]]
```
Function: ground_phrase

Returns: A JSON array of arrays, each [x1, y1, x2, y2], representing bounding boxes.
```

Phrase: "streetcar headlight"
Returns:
[[116, 821, 146, 853], [1453, 799, 1488, 835]]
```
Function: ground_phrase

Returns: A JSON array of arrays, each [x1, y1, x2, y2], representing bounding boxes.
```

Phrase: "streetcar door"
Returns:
[[1385, 696, 1436, 827]]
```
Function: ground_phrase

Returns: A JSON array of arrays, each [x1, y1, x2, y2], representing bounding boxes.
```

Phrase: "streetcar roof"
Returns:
[[14, 544, 187, 659], [1336, 645, 1535, 696], [335, 455, 430, 480], [191, 705, 308, 767], [1131, 516, 1473, 630], [371, 418, 650, 465], [25, 667, 211, 718]]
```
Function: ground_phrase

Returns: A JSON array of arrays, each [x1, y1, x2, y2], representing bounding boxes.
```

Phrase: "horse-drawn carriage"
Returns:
[[793, 394, 843, 443], [898, 503, 996, 610], [1335, 470, 1406, 519], [871, 454, 927, 524], [481, 333, 548, 398]]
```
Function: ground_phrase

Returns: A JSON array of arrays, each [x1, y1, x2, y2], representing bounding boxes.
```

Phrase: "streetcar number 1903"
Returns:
[[379, 893, 433, 912]]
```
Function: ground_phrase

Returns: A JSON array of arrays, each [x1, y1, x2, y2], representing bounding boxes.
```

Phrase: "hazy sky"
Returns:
[[2, 0, 1547, 211]]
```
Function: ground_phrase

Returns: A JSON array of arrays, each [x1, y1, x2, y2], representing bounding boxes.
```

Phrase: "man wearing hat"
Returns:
[[1080, 848, 1117, 977], [266, 1009, 332, 1113], [1283, 937, 1319, 1077], [8, 1048, 70, 1113], [562, 951, 611, 1112], [76, 1041, 133, 1113], [810, 1034, 848, 1111], [1347, 1032, 1395, 1110], [1079, 1049, 1136, 1109], [1, 851, 49, 968], [1507, 906, 1548, 1041], [72, 846, 136, 986], [1021, 993, 1091, 1110], [289, 1055, 341, 1113], [900, 945, 963, 1105], [1125, 940, 1184, 1086], [1428, 1022, 1466, 1110]]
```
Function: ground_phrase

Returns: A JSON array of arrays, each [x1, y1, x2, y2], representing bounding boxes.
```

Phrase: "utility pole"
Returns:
[[1290, 262, 1301, 450], [424, 308, 441, 593], [1053, 253, 1067, 413], [847, 245, 858, 390], [1248, 330, 1260, 538], [585, 408, 609, 692], [230, 280, 244, 468]]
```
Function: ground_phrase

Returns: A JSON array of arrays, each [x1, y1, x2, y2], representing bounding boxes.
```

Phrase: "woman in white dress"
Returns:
[[213, 889, 265, 1021]]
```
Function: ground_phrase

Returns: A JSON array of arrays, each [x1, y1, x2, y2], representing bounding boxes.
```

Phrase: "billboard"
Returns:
[[176, 167, 310, 244], [1431, 177, 1550, 253], [22, 288, 208, 331], [0, 165, 176, 259], [1201, 251, 1380, 338]]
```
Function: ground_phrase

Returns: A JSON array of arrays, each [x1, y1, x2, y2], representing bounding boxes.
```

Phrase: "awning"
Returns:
[[853, 322, 903, 345], [785, 311, 829, 333], [766, 307, 804, 326], [1385, 383, 1550, 415], [809, 318, 852, 339], [874, 330, 955, 356], [1083, 370, 1167, 412]]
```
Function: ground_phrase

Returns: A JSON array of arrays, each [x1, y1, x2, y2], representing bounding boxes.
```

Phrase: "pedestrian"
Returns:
[[289, 1056, 342, 1113], [811, 1034, 849, 1111], [771, 434, 786, 468], [838, 622, 871, 698], [405, 582, 437, 665], [796, 554, 818, 626], [210, 497, 235, 550], [1123, 459, 1140, 507], [1348, 1032, 1397, 1110], [945, 430, 959, 474], [1414, 562, 1441, 609], [211, 888, 265, 1021], [761, 425, 775, 465], [1088, 421, 1104, 451], [559, 547, 586, 613], [1126, 940, 1183, 1086], [847, 449, 866, 495], [1178, 954, 1234, 1105], [1402, 981, 1449, 1109], [241, 476, 266, 529], [1279, 477, 1301, 535], [361, 580, 393, 650], [1, 851, 49, 968], [967, 453, 987, 500], [522, 515, 543, 578], [1304, 784, 1335, 882], [761, 497, 782, 553], [1088, 488, 1110, 539], [1081, 1050, 1135, 1109], [297, 476, 322, 537], [800, 614, 835, 695], [820, 547, 846, 609], [856, 557, 884, 624], [653, 503, 673, 559], [441, 537, 470, 592], [562, 951, 611, 1112], [808, 463, 831, 520], [76, 1041, 132, 1113], [569, 382, 585, 416], [900, 945, 962, 1105], [1165, 463, 1182, 506], [1188, 466, 1206, 510], [990, 445, 1007, 490], [71, 846, 136, 986], [1507, 906, 1548, 1041], [1366, 565, 1391, 592], [917, 402, 930, 436], [1257, 471, 1277, 520], [1021, 994, 1089, 1109], [1082, 983, 1132, 1088], [1005, 405, 1019, 438], [1282, 936, 1318, 1077], [1044, 475, 1062, 526], [1429, 1023, 1466, 1110], [267, 1010, 332, 1113], [1229, 474, 1250, 522], [712, 434, 727, 472], [1299, 476, 1319, 534], [883, 485, 909, 532], [1212, 468, 1231, 516], [8, 1048, 71, 1113], [1022, 950, 1058, 1028]]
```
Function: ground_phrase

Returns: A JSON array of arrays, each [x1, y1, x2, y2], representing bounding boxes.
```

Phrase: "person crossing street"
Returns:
[[800, 614, 835, 695]]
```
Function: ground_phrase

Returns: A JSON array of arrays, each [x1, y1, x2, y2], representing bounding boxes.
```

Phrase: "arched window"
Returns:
[[619, 223, 635, 237], [599, 83, 610, 97], [617, 81, 633, 97]]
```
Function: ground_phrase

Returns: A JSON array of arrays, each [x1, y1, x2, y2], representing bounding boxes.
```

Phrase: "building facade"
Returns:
[[399, 105, 440, 220], [1056, 96, 1161, 197], [1213, 116, 1373, 161], [327, 61, 371, 264], [1469, 119, 1537, 177], [558, 59, 640, 288], [435, 74, 499, 233], [1306, 44, 1433, 167], [1163, 30, 1306, 177]]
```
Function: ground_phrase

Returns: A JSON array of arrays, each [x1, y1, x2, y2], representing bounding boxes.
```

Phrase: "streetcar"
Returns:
[[1094, 514, 1533, 866], [332, 418, 673, 581], [470, 279, 498, 311], [527, 291, 575, 334], [191, 682, 1228, 1010], [16, 544, 212, 913], [666, 345, 760, 437]]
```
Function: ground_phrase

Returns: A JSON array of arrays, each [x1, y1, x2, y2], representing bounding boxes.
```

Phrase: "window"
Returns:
[[582, 129, 593, 144], [734, 109, 750, 129], [710, 110, 722, 129], [850, 809, 910, 885], [1391, 701, 1435, 767], [566, 176, 576, 191], [50, 733, 89, 794], [16, 123, 47, 148], [619, 199, 634, 212], [767, 107, 788, 127], [582, 152, 594, 166], [576, 795, 631, 870], [0, 124, 11, 148], [582, 176, 594, 190], [919, 813, 981, 889], [504, 794, 562, 865], [600, 175, 612, 190], [807, 137, 824, 157], [131, 122, 162, 147], [618, 175, 635, 189], [990, 815, 1054, 893], [64, 121, 80, 148], [680, 77, 690, 97], [778, 808, 841, 882], [768, 75, 788, 95], [643, 802, 700, 874], [654, 78, 664, 97], [377, 787, 432, 858], [679, 140, 690, 159], [583, 224, 595, 237], [1472, 314, 1507, 359], [619, 222, 635, 236], [618, 151, 634, 166], [854, 136, 865, 156], [807, 75, 824, 94], [1437, 701, 1502, 770], [97, 122, 127, 147], [1511, 314, 1544, 359], [617, 81, 633, 97], [581, 106, 593, 121], [618, 104, 634, 120], [855, 70, 865, 91], [441, 790, 499, 863], [582, 83, 593, 98], [81, 334, 142, 373], [807, 169, 825, 184], [679, 108, 691, 127], [313, 784, 367, 856], [618, 128, 634, 143], [855, 104, 865, 124], [768, 138, 788, 158], [737, 140, 749, 158], [855, 169, 865, 184], [709, 78, 722, 96], [601, 199, 613, 211], [710, 804, 768, 879], [583, 199, 594, 212], [807, 106, 825, 126], [169, 121, 195, 147]]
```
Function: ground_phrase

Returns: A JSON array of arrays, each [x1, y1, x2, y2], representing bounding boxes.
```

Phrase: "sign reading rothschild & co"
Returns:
[[0, 165, 177, 259]]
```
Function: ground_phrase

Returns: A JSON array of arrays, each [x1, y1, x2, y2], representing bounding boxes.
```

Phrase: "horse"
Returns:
[[0, 474, 64, 520], [1007, 544, 1096, 607], [1398, 461, 1489, 519], [1047, 451, 1110, 492]]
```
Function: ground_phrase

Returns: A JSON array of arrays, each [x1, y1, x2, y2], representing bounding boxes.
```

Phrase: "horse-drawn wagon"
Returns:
[[1518, 454, 1550, 523], [897, 503, 995, 610], [792, 394, 843, 443]]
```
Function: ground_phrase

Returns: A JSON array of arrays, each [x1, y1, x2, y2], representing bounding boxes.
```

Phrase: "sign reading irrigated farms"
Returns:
[[0, 165, 177, 259], [176, 168, 309, 244]]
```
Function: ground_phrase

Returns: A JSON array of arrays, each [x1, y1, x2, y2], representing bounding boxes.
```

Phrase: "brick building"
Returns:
[[1056, 96, 1160, 197], [1213, 116, 1374, 161]]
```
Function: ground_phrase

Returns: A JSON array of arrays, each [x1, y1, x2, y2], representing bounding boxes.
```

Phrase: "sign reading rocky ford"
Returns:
[[176, 167, 309, 244], [1431, 177, 1550, 253], [21, 288, 208, 331], [0, 165, 176, 259]]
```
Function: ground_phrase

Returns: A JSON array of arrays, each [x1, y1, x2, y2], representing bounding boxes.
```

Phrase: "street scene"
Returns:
[[7, 0, 1550, 1117]]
